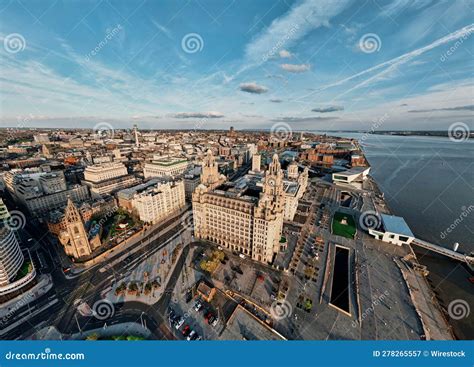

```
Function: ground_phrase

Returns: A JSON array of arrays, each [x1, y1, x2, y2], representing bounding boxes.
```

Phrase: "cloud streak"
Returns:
[[297, 23, 474, 100], [171, 112, 224, 119], [311, 105, 344, 113]]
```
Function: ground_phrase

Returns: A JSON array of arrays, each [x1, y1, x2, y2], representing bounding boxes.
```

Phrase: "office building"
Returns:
[[193, 152, 285, 264], [144, 156, 189, 179]]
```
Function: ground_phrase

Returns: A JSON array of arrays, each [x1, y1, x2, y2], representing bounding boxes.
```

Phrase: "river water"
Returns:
[[315, 132, 474, 339]]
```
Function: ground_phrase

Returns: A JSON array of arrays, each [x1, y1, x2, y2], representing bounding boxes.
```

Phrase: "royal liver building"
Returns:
[[192, 151, 285, 264]]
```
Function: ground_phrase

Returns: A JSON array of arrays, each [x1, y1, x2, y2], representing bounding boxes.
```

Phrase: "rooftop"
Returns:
[[381, 214, 415, 237]]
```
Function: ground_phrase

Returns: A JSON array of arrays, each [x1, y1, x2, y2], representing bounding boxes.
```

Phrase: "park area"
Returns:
[[331, 212, 356, 239]]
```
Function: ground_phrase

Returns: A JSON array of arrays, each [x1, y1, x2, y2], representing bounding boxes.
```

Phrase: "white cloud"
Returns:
[[280, 63, 311, 73], [244, 0, 352, 63], [279, 49, 292, 58]]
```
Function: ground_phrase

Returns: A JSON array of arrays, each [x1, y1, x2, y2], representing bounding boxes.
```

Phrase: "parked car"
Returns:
[[211, 317, 219, 327], [187, 330, 196, 341], [194, 300, 202, 312], [182, 325, 191, 336], [207, 315, 216, 325], [175, 317, 184, 329]]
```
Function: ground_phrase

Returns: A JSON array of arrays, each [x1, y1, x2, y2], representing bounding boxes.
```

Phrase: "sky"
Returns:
[[0, 0, 473, 131]]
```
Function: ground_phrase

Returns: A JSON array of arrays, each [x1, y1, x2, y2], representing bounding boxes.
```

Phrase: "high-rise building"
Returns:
[[251, 154, 261, 173], [193, 152, 285, 264], [134, 124, 139, 148], [0, 201, 36, 299]]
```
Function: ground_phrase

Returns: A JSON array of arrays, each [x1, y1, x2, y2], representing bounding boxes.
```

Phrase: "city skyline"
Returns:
[[1, 0, 473, 131]]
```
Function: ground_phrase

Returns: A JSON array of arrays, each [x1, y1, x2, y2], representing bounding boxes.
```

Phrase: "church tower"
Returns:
[[62, 198, 93, 259]]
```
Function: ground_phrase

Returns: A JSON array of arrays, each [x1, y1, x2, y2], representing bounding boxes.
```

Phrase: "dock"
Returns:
[[411, 238, 474, 265]]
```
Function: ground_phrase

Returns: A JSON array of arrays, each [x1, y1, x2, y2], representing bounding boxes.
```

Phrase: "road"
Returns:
[[1, 209, 193, 340]]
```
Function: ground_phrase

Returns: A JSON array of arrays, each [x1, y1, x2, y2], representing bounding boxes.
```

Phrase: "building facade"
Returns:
[[193, 152, 285, 264], [124, 179, 186, 224], [0, 201, 36, 299], [83, 162, 139, 196], [144, 156, 189, 179]]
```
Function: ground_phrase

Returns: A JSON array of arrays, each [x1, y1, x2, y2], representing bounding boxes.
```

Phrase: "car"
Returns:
[[239, 254, 246, 259], [207, 315, 216, 325], [175, 317, 184, 329], [211, 317, 218, 327], [190, 332, 199, 341], [182, 325, 191, 337], [187, 330, 196, 341], [194, 300, 202, 312]]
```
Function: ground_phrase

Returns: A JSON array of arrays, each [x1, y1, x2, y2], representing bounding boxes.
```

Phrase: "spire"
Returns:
[[65, 197, 81, 223]]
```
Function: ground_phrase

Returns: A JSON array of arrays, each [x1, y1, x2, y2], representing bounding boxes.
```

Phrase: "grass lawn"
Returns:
[[332, 212, 356, 239], [13, 259, 33, 282]]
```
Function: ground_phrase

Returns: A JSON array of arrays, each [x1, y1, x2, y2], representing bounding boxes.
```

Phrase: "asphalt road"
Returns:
[[1, 211, 192, 340]]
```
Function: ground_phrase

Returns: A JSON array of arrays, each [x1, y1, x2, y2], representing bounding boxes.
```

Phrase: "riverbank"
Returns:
[[367, 166, 473, 340]]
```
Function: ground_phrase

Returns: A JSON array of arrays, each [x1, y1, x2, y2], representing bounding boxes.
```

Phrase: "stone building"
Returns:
[[192, 152, 285, 264]]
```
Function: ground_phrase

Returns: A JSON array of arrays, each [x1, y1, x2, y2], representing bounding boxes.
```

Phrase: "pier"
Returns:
[[411, 238, 474, 265]]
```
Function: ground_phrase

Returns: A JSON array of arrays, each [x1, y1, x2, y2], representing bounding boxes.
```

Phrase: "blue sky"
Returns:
[[0, 0, 473, 130]]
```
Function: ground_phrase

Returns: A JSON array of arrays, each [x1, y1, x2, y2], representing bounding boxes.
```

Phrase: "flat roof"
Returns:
[[381, 214, 414, 237], [335, 166, 370, 176]]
